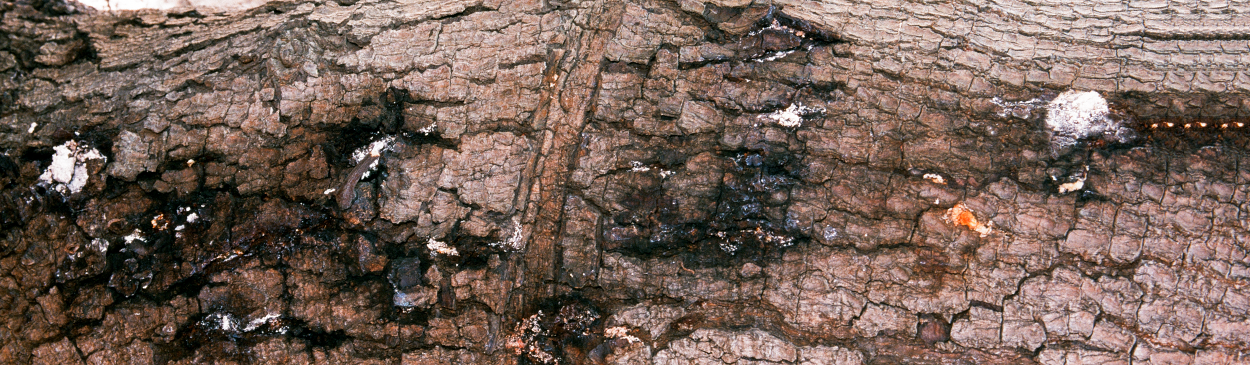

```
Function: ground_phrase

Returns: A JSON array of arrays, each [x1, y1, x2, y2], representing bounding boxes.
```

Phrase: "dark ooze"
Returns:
[[601, 150, 807, 268]]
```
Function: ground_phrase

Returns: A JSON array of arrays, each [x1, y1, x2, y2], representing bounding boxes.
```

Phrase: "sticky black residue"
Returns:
[[600, 149, 808, 268]]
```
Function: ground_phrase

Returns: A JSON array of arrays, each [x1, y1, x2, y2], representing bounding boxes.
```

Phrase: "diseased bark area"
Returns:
[[0, 0, 1247, 364]]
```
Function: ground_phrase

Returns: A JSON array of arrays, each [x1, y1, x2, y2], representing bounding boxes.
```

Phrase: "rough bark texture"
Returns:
[[1, 0, 1248, 364]]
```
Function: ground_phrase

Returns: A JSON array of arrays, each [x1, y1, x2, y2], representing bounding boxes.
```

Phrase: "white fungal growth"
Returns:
[[350, 136, 394, 179], [186, 212, 199, 223], [755, 50, 796, 62], [206, 312, 238, 332], [28, 122, 37, 134], [605, 326, 642, 343], [764, 104, 822, 128], [244, 313, 281, 332], [1045, 91, 1132, 153], [1057, 180, 1085, 194], [427, 238, 459, 257], [124, 229, 146, 244], [1056, 166, 1089, 194], [923, 173, 946, 185], [492, 216, 526, 251], [352, 136, 394, 163], [37, 141, 106, 194], [322, 188, 337, 195], [417, 122, 438, 135], [89, 238, 109, 253], [630, 161, 651, 172], [991, 96, 1046, 119]]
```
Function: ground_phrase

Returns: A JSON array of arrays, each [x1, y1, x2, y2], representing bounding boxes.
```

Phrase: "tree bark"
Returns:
[[1, 0, 1247, 364]]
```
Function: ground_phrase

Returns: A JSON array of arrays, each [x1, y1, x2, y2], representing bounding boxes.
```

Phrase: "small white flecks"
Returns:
[[427, 238, 460, 257], [186, 212, 199, 223], [605, 326, 642, 344], [417, 122, 438, 135], [37, 140, 107, 194], [28, 122, 37, 133], [500, 216, 525, 251], [630, 161, 651, 172], [659, 170, 675, 178], [821, 226, 839, 241], [755, 49, 795, 62], [923, 173, 946, 185], [322, 188, 337, 195], [351, 136, 395, 164], [186, 159, 195, 167], [174, 225, 185, 231], [991, 96, 1046, 119], [719, 241, 740, 254], [352, 136, 390, 180], [487, 216, 526, 251], [124, 229, 146, 244], [205, 312, 238, 332], [151, 214, 168, 230], [89, 238, 109, 253], [763, 103, 823, 128]]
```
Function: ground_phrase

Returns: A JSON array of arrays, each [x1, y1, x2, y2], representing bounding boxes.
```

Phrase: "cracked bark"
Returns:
[[1, 0, 1248, 364]]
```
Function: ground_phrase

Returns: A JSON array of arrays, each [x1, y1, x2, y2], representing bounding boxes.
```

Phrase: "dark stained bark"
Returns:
[[1, 0, 1248, 364]]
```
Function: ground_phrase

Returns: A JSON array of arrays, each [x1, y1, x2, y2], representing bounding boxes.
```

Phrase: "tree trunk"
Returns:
[[1, 0, 1247, 364]]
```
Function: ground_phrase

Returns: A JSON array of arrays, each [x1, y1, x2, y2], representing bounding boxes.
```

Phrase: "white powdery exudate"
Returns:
[[1045, 91, 1133, 153], [38, 140, 107, 194], [764, 104, 823, 128]]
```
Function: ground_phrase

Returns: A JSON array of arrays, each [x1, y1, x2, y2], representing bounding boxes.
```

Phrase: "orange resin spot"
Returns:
[[945, 203, 993, 237]]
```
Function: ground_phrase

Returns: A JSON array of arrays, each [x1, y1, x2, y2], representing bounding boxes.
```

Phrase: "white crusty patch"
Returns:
[[923, 173, 946, 185], [244, 313, 282, 332], [763, 104, 822, 128], [427, 238, 459, 257], [37, 140, 106, 194], [1045, 91, 1132, 152], [1056, 166, 1089, 194], [605, 326, 642, 344], [89, 238, 109, 253], [124, 229, 146, 244], [1058, 180, 1085, 194]]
